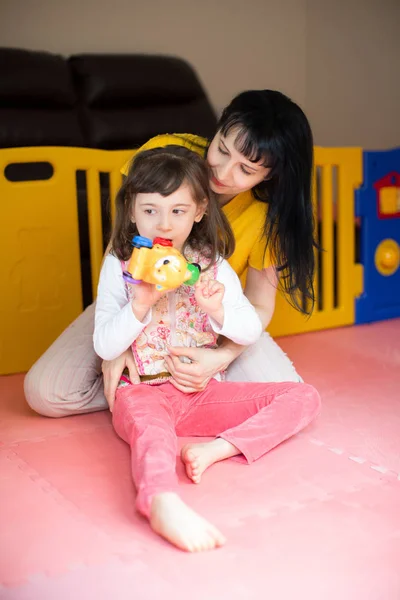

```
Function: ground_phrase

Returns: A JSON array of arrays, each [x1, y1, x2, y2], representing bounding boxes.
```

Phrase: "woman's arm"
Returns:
[[214, 264, 278, 358], [165, 265, 278, 392], [234, 264, 277, 332], [102, 348, 140, 412]]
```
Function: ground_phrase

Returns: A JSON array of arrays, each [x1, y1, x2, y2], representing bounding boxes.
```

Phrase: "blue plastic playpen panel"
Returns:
[[355, 148, 400, 324]]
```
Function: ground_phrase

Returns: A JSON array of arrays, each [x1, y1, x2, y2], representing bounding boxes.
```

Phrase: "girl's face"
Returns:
[[132, 183, 206, 251], [207, 129, 270, 199]]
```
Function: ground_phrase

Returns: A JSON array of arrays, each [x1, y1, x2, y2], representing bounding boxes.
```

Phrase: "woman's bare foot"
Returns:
[[181, 438, 241, 484], [150, 492, 226, 552]]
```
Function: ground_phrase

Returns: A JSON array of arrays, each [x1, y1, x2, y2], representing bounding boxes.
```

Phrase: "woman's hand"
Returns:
[[102, 348, 140, 412], [164, 345, 233, 393]]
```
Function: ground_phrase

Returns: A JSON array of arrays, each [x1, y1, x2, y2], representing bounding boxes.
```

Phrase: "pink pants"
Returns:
[[112, 379, 321, 518]]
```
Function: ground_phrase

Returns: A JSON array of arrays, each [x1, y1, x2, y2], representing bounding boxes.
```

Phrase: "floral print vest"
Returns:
[[123, 247, 218, 385]]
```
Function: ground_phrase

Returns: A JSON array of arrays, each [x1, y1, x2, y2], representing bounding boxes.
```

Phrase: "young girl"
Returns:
[[94, 145, 321, 553]]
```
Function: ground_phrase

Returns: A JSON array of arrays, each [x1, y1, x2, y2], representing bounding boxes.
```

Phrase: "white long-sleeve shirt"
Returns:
[[94, 254, 262, 363]]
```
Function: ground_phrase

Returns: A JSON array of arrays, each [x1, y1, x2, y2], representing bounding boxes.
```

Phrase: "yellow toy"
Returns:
[[122, 236, 201, 291]]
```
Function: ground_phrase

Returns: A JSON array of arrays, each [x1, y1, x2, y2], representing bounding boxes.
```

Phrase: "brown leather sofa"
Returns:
[[0, 48, 217, 149]]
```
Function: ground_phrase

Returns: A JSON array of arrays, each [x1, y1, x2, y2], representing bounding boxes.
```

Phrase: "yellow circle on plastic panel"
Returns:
[[374, 239, 400, 276]]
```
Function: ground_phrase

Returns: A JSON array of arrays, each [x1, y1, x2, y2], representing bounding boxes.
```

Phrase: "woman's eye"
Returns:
[[218, 146, 229, 156], [144, 209, 155, 214], [172, 209, 184, 215], [240, 166, 252, 175]]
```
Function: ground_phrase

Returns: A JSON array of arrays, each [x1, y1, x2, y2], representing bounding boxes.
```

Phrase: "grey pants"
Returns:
[[24, 303, 301, 418]]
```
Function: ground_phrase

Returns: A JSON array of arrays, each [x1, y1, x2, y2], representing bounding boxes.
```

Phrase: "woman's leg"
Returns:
[[225, 331, 302, 383], [175, 379, 320, 482], [24, 303, 107, 417], [113, 383, 225, 552]]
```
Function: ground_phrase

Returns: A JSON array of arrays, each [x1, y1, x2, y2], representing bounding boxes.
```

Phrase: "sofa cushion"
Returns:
[[69, 54, 217, 149], [0, 48, 84, 147], [0, 48, 76, 108], [0, 109, 84, 147], [69, 54, 209, 108], [81, 101, 215, 150]]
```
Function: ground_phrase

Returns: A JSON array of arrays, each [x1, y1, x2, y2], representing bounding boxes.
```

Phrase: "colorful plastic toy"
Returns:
[[122, 236, 201, 291]]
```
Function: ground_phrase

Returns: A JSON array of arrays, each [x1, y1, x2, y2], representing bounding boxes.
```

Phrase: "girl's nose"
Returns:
[[158, 216, 172, 231]]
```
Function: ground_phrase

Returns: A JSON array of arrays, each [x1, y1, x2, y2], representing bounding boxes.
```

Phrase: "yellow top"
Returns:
[[121, 134, 271, 285]]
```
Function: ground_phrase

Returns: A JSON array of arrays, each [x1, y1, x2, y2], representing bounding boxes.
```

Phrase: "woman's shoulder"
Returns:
[[245, 194, 268, 216], [227, 190, 267, 214], [226, 192, 268, 231]]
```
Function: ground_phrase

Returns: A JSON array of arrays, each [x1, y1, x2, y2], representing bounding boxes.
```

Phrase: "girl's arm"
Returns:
[[94, 254, 152, 361], [204, 260, 263, 346]]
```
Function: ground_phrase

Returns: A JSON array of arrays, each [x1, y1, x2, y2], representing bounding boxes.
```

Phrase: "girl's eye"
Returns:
[[172, 209, 184, 215], [144, 209, 155, 214], [218, 146, 229, 156]]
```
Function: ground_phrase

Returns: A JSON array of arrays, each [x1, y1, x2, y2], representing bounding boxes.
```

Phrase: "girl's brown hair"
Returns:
[[111, 145, 235, 267]]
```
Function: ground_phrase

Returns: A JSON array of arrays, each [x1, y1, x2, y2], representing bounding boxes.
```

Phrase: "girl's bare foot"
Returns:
[[150, 492, 226, 552], [181, 438, 240, 484]]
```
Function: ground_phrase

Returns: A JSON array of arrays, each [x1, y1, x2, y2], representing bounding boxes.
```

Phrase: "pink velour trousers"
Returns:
[[112, 379, 321, 518]]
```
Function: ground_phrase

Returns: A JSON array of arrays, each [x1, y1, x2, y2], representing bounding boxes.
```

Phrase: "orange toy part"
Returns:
[[123, 236, 201, 292]]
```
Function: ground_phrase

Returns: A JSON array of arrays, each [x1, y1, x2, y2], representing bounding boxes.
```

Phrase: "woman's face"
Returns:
[[207, 128, 270, 198]]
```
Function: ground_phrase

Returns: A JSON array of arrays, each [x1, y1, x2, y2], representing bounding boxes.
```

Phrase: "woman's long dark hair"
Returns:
[[217, 90, 317, 314], [112, 145, 235, 267]]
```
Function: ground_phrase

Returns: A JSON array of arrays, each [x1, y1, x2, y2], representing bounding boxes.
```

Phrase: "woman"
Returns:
[[24, 89, 316, 417]]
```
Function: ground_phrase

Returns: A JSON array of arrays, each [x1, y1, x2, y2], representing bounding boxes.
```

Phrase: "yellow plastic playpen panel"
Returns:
[[1, 144, 364, 374], [269, 147, 364, 337], [0, 147, 132, 374]]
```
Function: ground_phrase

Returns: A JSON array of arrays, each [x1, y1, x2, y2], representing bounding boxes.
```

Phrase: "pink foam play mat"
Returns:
[[1, 319, 400, 600]]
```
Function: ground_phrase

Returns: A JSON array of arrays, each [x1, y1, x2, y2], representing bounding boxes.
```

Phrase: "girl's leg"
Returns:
[[24, 303, 107, 417], [113, 383, 179, 517], [226, 331, 302, 383], [113, 383, 225, 552], [174, 380, 320, 482]]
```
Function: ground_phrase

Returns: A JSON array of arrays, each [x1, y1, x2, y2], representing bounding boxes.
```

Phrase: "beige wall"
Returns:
[[1, 0, 399, 148], [0, 0, 307, 112], [306, 0, 400, 148]]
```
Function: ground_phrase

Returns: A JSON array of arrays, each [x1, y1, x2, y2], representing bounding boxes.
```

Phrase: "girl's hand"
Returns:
[[194, 278, 225, 324], [164, 345, 232, 393], [131, 282, 165, 321], [102, 348, 140, 412]]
